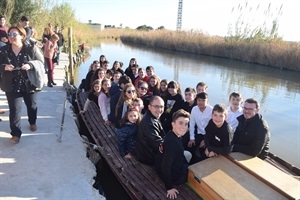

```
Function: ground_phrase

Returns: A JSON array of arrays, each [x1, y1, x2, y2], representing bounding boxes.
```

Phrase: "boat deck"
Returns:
[[76, 91, 200, 200]]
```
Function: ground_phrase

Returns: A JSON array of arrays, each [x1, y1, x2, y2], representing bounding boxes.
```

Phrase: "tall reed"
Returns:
[[120, 30, 300, 71]]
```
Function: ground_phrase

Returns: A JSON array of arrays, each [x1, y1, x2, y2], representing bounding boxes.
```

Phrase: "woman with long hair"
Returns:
[[114, 83, 137, 128], [98, 79, 111, 125]]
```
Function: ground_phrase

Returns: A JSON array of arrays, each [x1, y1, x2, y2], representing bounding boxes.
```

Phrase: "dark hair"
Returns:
[[229, 92, 242, 100], [167, 81, 182, 95], [0, 15, 6, 19], [100, 79, 111, 97], [102, 60, 109, 65], [137, 80, 148, 89], [128, 58, 137, 67], [20, 16, 29, 22], [119, 107, 141, 127], [172, 109, 190, 122], [212, 104, 227, 115], [245, 98, 260, 109], [185, 87, 196, 94], [196, 92, 208, 100], [118, 75, 131, 86], [106, 69, 114, 77], [149, 95, 163, 104], [91, 79, 101, 94], [146, 66, 154, 71], [196, 82, 207, 89]]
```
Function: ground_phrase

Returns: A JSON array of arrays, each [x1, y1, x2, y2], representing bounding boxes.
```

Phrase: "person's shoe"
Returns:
[[30, 124, 37, 132], [47, 83, 53, 87], [51, 82, 57, 85], [0, 109, 5, 114], [10, 136, 20, 144]]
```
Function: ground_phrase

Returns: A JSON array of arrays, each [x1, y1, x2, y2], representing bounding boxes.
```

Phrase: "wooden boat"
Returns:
[[76, 91, 200, 200], [75, 90, 299, 200]]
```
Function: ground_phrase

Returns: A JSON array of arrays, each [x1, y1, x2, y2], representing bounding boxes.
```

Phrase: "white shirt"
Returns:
[[98, 92, 111, 121], [226, 106, 243, 132], [189, 105, 213, 140]]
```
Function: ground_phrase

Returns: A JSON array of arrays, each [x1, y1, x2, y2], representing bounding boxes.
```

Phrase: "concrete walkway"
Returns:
[[0, 53, 104, 199]]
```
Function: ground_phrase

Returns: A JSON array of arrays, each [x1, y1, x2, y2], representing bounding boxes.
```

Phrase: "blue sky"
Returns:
[[57, 0, 300, 41]]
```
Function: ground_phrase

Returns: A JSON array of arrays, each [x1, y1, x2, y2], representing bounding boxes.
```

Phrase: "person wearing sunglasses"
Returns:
[[0, 25, 44, 144], [136, 80, 152, 114], [113, 83, 136, 128], [231, 98, 270, 160]]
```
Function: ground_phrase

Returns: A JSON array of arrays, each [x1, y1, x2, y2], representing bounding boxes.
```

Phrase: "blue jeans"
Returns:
[[5, 92, 37, 137], [56, 46, 63, 65]]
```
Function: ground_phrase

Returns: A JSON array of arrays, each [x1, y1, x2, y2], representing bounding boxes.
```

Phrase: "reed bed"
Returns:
[[120, 30, 300, 71]]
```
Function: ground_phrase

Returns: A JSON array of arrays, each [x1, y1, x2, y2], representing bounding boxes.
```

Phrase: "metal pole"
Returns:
[[68, 27, 74, 85]]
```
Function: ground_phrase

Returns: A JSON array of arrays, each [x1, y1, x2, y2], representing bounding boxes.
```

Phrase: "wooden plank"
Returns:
[[188, 155, 285, 199], [227, 152, 300, 199]]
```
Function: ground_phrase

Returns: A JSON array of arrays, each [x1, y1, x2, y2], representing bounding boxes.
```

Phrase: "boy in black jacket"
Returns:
[[155, 109, 191, 199], [201, 104, 234, 161]]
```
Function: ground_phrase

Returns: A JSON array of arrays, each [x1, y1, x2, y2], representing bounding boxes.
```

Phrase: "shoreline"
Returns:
[[119, 30, 300, 72]]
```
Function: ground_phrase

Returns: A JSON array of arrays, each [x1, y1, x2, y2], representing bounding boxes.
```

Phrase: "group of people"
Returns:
[[80, 55, 271, 199], [0, 15, 64, 144]]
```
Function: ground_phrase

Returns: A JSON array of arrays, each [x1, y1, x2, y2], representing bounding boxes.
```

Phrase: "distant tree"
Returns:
[[49, 3, 76, 29], [136, 25, 153, 31], [9, 0, 44, 25], [157, 26, 165, 30], [0, 0, 15, 23]]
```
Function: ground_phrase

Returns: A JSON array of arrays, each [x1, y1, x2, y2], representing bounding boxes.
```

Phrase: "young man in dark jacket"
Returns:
[[135, 96, 165, 165], [231, 98, 270, 159]]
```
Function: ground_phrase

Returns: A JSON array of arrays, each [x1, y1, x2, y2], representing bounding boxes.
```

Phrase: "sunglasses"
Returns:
[[140, 87, 148, 90], [8, 32, 20, 37], [126, 90, 136, 94]]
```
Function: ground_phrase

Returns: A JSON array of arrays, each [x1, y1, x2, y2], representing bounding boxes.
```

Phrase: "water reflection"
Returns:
[[75, 40, 300, 167]]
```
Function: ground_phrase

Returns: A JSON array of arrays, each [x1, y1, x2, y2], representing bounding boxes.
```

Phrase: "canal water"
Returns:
[[75, 40, 300, 168]]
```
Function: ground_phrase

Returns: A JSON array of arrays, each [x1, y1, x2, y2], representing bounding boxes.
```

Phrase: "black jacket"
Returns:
[[155, 131, 188, 190], [232, 114, 270, 159], [0, 42, 44, 92], [204, 119, 233, 155], [136, 111, 165, 165], [108, 84, 122, 127]]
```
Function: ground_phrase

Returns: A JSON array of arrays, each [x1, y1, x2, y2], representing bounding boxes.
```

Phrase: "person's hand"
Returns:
[[167, 188, 179, 199], [1, 37, 8, 43], [188, 140, 195, 148], [4, 64, 15, 71], [104, 120, 111, 125], [79, 110, 85, 114], [21, 64, 31, 71], [205, 148, 209, 157], [199, 140, 205, 148], [208, 151, 217, 157]]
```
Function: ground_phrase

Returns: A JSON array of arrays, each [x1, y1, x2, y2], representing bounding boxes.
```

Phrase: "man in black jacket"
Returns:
[[231, 98, 270, 159], [136, 96, 165, 165], [54, 26, 65, 65]]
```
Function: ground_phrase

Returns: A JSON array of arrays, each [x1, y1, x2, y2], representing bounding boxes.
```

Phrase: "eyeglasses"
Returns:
[[8, 32, 20, 37], [150, 104, 164, 109], [126, 90, 136, 94], [140, 87, 148, 90], [243, 107, 255, 111]]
